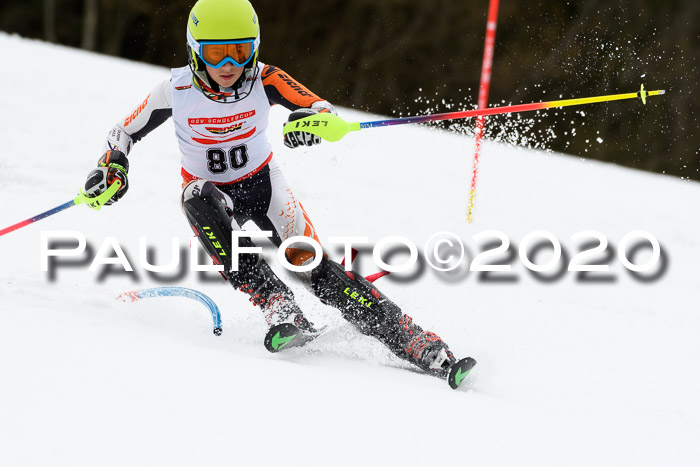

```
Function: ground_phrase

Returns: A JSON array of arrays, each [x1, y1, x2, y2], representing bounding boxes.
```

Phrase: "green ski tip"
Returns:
[[271, 330, 296, 350], [448, 357, 477, 390], [454, 367, 471, 387]]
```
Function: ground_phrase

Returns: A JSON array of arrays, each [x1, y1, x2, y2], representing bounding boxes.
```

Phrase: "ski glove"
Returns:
[[283, 101, 336, 149], [84, 150, 129, 206], [284, 108, 322, 148]]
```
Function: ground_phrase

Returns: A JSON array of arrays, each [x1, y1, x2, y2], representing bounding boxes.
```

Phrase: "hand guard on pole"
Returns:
[[283, 101, 337, 149], [283, 108, 323, 148], [84, 150, 130, 207]]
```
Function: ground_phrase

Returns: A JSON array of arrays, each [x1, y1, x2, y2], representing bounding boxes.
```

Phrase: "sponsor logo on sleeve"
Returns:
[[124, 94, 151, 127], [277, 74, 312, 97], [261, 65, 279, 79]]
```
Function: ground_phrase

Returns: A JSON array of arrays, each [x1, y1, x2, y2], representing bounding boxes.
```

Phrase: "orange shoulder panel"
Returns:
[[261, 64, 322, 109]]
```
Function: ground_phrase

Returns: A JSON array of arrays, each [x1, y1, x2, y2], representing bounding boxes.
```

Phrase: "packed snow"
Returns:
[[1, 33, 699, 466]]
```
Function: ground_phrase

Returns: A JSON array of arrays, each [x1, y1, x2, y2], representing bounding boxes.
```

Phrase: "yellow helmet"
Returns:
[[186, 0, 261, 102]]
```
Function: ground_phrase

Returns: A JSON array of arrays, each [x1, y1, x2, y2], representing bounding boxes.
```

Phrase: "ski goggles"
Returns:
[[187, 30, 258, 68]]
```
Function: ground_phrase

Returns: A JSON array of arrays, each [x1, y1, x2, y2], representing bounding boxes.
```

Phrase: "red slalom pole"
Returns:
[[467, 0, 500, 223]]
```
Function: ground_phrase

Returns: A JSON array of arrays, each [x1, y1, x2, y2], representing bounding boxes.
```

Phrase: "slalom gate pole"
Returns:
[[0, 181, 121, 238], [117, 287, 223, 336], [467, 0, 500, 223]]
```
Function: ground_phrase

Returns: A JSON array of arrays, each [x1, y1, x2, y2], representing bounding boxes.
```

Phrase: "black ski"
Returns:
[[447, 357, 477, 390], [264, 323, 329, 353]]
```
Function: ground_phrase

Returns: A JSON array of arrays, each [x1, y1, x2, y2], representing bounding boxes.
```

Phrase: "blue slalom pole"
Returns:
[[117, 286, 223, 336]]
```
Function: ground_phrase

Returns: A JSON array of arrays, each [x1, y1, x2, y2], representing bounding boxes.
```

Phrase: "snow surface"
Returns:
[[1, 33, 699, 466]]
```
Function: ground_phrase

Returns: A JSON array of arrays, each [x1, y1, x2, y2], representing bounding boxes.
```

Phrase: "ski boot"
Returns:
[[403, 327, 455, 376], [261, 292, 328, 353], [261, 291, 317, 332], [402, 326, 476, 388], [398, 315, 476, 389]]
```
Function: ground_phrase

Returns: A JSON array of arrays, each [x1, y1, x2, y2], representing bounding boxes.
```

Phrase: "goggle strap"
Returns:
[[186, 29, 201, 55]]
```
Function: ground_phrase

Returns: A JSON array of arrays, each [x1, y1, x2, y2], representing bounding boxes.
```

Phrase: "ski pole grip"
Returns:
[[75, 179, 122, 211], [282, 113, 361, 143]]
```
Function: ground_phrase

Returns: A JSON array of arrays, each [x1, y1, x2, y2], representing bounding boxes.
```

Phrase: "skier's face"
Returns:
[[206, 63, 245, 88]]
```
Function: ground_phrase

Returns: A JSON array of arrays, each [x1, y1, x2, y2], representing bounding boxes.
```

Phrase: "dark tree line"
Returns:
[[2, 0, 697, 180]]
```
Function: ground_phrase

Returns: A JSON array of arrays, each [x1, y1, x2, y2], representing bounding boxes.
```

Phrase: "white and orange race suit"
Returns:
[[105, 62, 334, 265]]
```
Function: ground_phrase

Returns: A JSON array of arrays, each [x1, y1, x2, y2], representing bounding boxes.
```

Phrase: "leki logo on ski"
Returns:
[[271, 331, 296, 350], [343, 287, 373, 308]]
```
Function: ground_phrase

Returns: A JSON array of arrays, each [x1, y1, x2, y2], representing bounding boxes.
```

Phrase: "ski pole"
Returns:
[[282, 85, 665, 143], [0, 180, 121, 238]]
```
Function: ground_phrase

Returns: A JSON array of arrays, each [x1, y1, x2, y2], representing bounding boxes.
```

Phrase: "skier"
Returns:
[[83, 0, 462, 379]]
